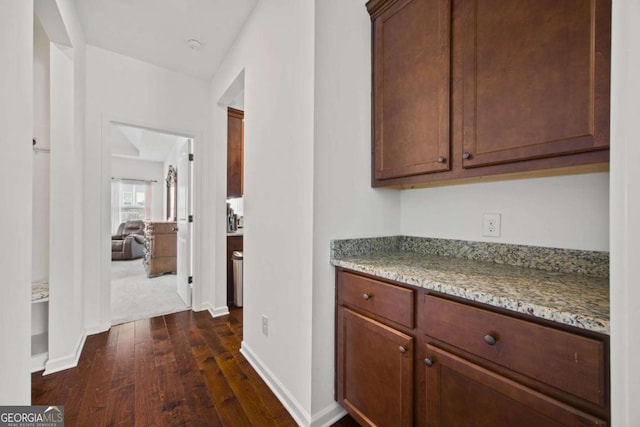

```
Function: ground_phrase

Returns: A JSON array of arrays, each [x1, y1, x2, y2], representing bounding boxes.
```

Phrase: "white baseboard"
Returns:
[[241, 342, 312, 425], [207, 304, 230, 318], [31, 352, 48, 373], [310, 402, 348, 427], [240, 342, 346, 427], [43, 333, 86, 375]]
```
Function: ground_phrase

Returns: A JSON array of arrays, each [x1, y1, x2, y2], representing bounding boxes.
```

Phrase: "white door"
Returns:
[[176, 138, 193, 307]]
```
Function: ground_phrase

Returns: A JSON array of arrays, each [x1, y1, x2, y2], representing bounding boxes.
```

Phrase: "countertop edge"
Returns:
[[332, 259, 610, 335]]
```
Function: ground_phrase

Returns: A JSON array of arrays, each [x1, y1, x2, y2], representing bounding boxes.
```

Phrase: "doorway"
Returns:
[[109, 122, 194, 325]]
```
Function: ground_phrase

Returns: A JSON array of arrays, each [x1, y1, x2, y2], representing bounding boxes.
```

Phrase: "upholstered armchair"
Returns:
[[111, 220, 146, 260]]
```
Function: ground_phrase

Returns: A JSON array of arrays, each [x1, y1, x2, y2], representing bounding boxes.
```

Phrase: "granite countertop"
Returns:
[[331, 237, 609, 335]]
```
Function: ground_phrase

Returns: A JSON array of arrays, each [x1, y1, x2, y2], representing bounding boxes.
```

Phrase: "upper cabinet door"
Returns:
[[227, 107, 244, 198], [369, 0, 452, 181], [460, 0, 611, 168]]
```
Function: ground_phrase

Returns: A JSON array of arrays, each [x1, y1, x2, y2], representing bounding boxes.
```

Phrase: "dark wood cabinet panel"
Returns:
[[423, 294, 606, 407], [337, 307, 414, 427], [226, 235, 243, 306], [335, 269, 610, 425], [424, 344, 606, 426], [367, 0, 611, 188], [460, 0, 611, 169], [369, 0, 451, 181], [227, 107, 244, 198]]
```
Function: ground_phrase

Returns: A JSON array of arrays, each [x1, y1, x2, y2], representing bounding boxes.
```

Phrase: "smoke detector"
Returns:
[[186, 39, 203, 51]]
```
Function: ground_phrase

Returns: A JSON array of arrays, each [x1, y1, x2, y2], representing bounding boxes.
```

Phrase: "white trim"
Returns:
[[96, 113, 204, 331], [43, 333, 86, 375], [309, 402, 347, 427], [207, 303, 230, 318], [241, 342, 312, 426], [31, 353, 48, 373]]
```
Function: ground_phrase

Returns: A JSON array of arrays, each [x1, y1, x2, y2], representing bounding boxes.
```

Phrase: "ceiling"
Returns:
[[74, 0, 259, 80], [111, 123, 186, 162]]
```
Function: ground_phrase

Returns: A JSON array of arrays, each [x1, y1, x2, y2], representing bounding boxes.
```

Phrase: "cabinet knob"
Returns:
[[363, 293, 372, 300], [424, 357, 434, 367], [172, 227, 179, 232], [399, 346, 407, 354], [463, 151, 472, 160], [437, 156, 446, 163], [484, 334, 497, 346]]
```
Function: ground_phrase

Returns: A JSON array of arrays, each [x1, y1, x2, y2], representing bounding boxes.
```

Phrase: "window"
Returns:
[[111, 181, 152, 233]]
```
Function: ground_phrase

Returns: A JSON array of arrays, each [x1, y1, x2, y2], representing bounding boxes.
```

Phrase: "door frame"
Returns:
[[99, 114, 201, 331]]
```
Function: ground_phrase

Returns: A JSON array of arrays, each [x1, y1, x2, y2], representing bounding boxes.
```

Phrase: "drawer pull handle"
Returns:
[[484, 334, 497, 346], [424, 357, 434, 367], [363, 293, 372, 300], [399, 346, 407, 354]]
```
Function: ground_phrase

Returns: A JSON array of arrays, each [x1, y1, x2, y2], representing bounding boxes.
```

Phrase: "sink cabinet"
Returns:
[[366, 0, 611, 188], [335, 268, 609, 425]]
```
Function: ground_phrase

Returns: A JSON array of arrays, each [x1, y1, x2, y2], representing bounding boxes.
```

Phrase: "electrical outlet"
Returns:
[[483, 213, 501, 237], [262, 315, 269, 336]]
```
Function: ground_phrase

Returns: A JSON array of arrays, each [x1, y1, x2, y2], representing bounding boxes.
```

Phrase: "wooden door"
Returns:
[[460, 0, 611, 168], [368, 0, 451, 182], [424, 344, 606, 426], [337, 307, 414, 427], [227, 107, 244, 198]]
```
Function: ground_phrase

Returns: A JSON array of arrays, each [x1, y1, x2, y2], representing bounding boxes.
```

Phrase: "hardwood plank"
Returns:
[[134, 340, 164, 427], [164, 312, 223, 426], [188, 329, 254, 426], [134, 317, 152, 344], [111, 321, 135, 390], [31, 308, 353, 427]]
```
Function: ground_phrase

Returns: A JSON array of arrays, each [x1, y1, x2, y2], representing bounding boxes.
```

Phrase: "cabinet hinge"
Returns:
[[188, 276, 193, 284], [188, 215, 193, 223], [189, 153, 194, 161]]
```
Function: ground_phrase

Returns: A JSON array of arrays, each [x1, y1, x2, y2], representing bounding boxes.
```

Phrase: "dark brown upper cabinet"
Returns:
[[227, 107, 244, 198], [367, 0, 611, 188]]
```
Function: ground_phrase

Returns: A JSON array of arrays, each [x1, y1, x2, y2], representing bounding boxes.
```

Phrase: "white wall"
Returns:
[[610, 0, 640, 424], [0, 0, 33, 404], [401, 173, 609, 251], [111, 157, 165, 221], [84, 45, 209, 333], [33, 17, 51, 285], [39, 0, 88, 375], [209, 0, 319, 423], [311, 0, 401, 420]]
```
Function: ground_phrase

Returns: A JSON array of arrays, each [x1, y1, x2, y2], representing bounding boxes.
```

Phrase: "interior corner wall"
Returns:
[[0, 0, 33, 404], [311, 0, 401, 420], [400, 172, 609, 251], [83, 46, 209, 332], [33, 17, 51, 285], [209, 1, 316, 422], [610, 0, 640, 423]]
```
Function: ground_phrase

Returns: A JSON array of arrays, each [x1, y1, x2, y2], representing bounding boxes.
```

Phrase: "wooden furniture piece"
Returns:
[[227, 234, 243, 305], [227, 107, 244, 198], [143, 221, 177, 278], [335, 268, 609, 426], [367, 0, 611, 188]]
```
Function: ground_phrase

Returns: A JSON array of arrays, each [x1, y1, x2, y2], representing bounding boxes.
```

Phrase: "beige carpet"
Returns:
[[111, 259, 189, 326]]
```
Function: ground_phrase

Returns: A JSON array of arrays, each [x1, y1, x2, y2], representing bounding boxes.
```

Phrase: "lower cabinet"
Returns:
[[337, 307, 414, 427], [424, 344, 606, 426], [335, 268, 609, 426]]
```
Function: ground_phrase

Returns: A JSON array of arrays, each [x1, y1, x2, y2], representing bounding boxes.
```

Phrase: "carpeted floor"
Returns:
[[110, 259, 189, 326]]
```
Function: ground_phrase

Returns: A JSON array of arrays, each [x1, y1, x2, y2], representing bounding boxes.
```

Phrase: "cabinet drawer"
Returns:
[[423, 295, 605, 407], [338, 271, 414, 329]]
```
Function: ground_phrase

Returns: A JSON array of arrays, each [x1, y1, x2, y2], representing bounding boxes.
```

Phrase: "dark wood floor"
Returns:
[[32, 308, 359, 427]]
